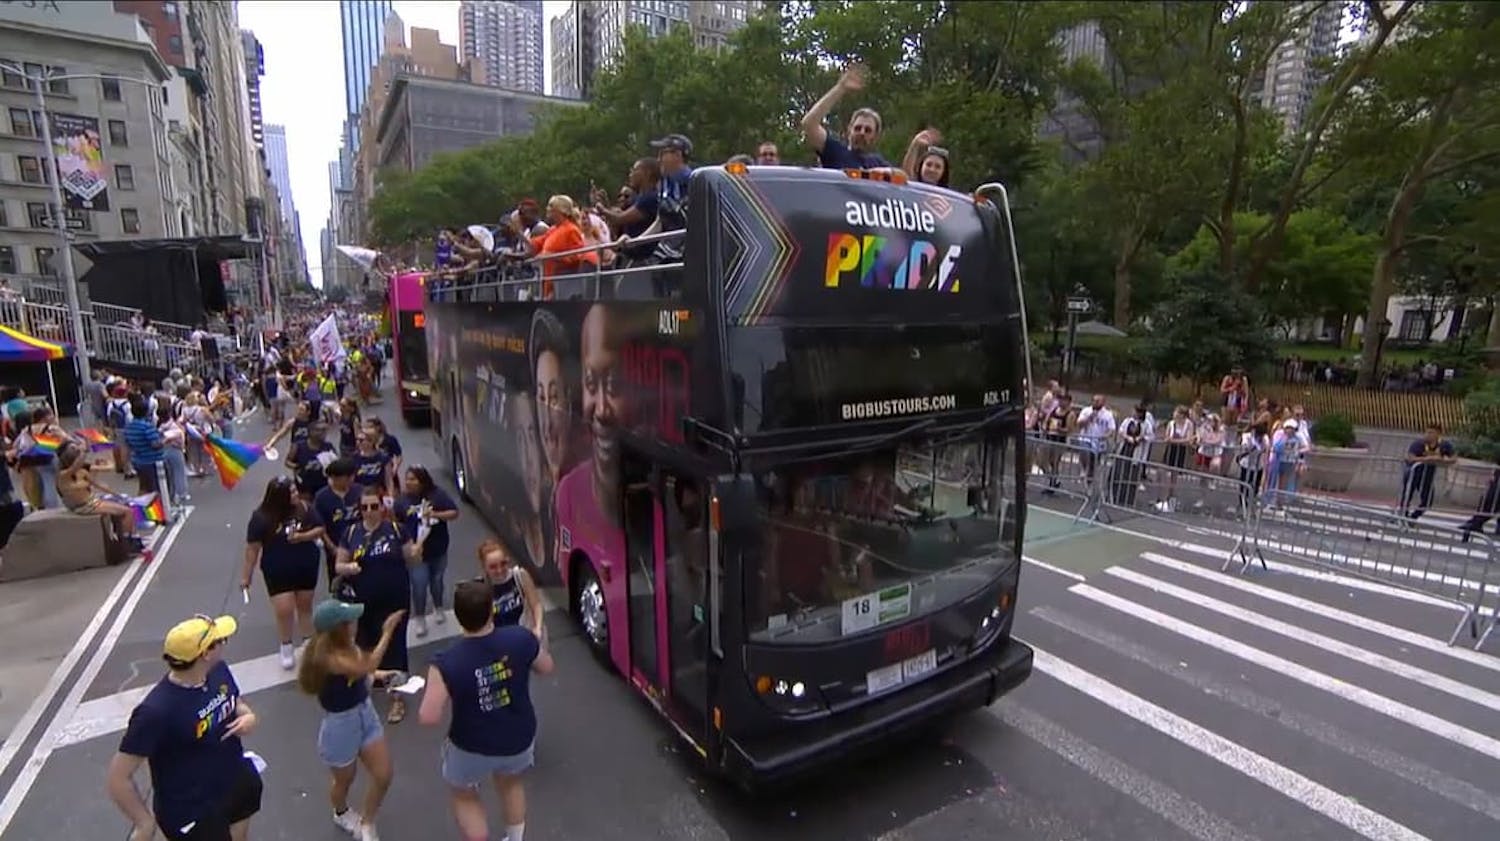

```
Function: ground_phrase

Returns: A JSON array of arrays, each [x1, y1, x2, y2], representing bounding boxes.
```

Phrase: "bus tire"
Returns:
[[451, 439, 471, 503], [570, 557, 611, 666]]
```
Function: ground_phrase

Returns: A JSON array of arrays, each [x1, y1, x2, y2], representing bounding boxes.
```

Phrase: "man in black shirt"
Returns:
[[800, 63, 890, 170]]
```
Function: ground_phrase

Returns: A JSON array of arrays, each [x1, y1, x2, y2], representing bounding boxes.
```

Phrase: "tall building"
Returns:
[[1251, 1, 1344, 136], [341, 0, 394, 146], [263, 125, 294, 227], [460, 0, 543, 93], [0, 2, 175, 278], [552, 0, 760, 99], [1039, 21, 1113, 163], [240, 30, 265, 153]]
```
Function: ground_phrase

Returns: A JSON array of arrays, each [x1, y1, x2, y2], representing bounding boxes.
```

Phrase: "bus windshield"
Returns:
[[395, 311, 428, 381], [746, 435, 1014, 644]]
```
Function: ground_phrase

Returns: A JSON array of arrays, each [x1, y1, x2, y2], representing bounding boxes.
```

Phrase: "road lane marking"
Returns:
[[56, 591, 567, 748], [1030, 605, 1500, 823], [1137, 551, 1500, 674], [1022, 556, 1086, 582], [0, 535, 152, 784], [1068, 583, 1500, 763], [1105, 566, 1500, 713], [0, 510, 191, 835], [1095, 525, 1465, 613], [992, 702, 1263, 841], [1027, 645, 1430, 841]]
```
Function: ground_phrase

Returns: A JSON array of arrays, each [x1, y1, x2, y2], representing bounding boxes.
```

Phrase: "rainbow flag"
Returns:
[[77, 428, 113, 452], [206, 433, 263, 490], [23, 433, 64, 458], [130, 493, 167, 527]]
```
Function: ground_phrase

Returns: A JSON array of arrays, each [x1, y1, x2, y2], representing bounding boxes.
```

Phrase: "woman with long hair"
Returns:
[[396, 466, 460, 638], [902, 129, 951, 188], [240, 476, 326, 669], [334, 485, 418, 722], [351, 428, 396, 501], [366, 417, 403, 478], [477, 539, 544, 635], [9, 404, 71, 510], [337, 397, 363, 457], [297, 599, 405, 841]]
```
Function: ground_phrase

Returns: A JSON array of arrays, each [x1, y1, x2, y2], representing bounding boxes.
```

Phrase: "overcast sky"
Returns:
[[238, 1, 568, 288]]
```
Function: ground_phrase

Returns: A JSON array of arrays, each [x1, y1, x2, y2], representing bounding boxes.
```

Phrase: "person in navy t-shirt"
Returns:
[[106, 614, 261, 841], [315, 457, 364, 588], [800, 63, 890, 170], [394, 465, 460, 638], [419, 581, 554, 841], [287, 422, 336, 500], [336, 485, 417, 723]]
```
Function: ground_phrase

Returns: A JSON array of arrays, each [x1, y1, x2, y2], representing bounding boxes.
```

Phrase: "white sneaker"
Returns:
[[278, 643, 295, 670], [359, 822, 381, 841], [413, 616, 428, 638], [332, 809, 362, 836], [433, 610, 446, 625]]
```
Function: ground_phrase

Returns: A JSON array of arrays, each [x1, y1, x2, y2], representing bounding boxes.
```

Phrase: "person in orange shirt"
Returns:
[[529, 195, 599, 300]]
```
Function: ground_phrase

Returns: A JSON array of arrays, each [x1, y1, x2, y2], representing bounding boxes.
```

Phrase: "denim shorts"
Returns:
[[440, 739, 535, 788], [316, 698, 384, 768]]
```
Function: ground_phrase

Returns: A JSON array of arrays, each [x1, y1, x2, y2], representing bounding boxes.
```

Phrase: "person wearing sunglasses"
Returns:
[[902, 128, 951, 188], [477, 539, 543, 636], [352, 430, 396, 502], [106, 614, 262, 841], [335, 486, 419, 723]]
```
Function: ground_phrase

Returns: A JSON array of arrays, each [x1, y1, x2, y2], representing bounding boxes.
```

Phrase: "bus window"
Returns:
[[663, 474, 709, 730], [749, 438, 1013, 644]]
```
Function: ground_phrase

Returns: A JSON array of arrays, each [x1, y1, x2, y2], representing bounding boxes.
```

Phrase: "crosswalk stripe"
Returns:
[[1104, 566, 1500, 713], [1069, 583, 1500, 763], [1031, 605, 1500, 823], [1029, 646, 1430, 841], [1137, 552, 1500, 674], [993, 702, 1263, 841]]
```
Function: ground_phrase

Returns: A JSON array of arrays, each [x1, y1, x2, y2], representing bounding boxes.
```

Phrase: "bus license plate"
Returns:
[[866, 649, 937, 696]]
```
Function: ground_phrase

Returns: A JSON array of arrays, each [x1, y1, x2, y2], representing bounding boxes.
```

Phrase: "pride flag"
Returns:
[[205, 433, 263, 490], [131, 493, 167, 528], [77, 428, 113, 452], [23, 433, 64, 458]]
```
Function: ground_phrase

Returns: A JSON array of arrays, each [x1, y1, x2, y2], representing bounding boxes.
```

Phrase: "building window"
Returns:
[[168, 35, 183, 55], [121, 208, 141, 234], [101, 76, 122, 101], [115, 164, 135, 190], [162, 0, 179, 18], [47, 69, 67, 95], [0, 246, 14, 273], [18, 155, 49, 184], [26, 202, 50, 228], [9, 108, 34, 138], [35, 247, 56, 276], [107, 119, 128, 146], [0, 65, 23, 89]]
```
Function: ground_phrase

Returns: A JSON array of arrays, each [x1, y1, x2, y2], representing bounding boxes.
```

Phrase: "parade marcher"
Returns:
[[366, 417, 402, 476], [335, 485, 418, 723], [287, 422, 337, 502], [241, 476, 326, 669], [395, 466, 460, 637], [298, 599, 405, 841], [477, 539, 543, 634], [315, 458, 364, 589], [337, 397, 363, 457], [352, 428, 396, 501], [419, 581, 554, 841], [105, 614, 262, 841], [265, 398, 315, 453]]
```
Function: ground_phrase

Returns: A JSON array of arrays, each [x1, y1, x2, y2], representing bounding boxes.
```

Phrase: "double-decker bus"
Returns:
[[387, 270, 430, 425], [426, 166, 1033, 784]]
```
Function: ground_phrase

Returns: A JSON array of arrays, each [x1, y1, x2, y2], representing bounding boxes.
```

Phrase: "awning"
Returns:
[[74, 235, 256, 261], [0, 325, 70, 362]]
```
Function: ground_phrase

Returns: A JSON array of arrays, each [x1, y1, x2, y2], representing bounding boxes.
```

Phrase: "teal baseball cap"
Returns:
[[312, 600, 364, 633]]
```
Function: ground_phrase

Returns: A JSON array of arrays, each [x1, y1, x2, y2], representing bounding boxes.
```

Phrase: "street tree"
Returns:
[[1142, 268, 1278, 390], [1326, 1, 1500, 386]]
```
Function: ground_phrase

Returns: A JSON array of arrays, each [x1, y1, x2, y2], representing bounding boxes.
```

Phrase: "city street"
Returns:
[[0, 400, 1496, 841]]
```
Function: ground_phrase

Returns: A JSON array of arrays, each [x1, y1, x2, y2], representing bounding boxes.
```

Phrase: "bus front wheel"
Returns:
[[451, 439, 471, 503], [572, 561, 610, 664]]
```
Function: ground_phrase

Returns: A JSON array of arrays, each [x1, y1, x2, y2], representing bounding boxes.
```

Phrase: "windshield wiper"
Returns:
[[934, 406, 1018, 447]]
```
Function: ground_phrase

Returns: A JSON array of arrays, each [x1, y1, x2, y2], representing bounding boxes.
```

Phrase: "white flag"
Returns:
[[308, 314, 346, 365]]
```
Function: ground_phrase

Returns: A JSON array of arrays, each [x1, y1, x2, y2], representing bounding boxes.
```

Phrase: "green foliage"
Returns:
[[1311, 414, 1357, 448], [1140, 268, 1277, 385], [1460, 378, 1500, 462]]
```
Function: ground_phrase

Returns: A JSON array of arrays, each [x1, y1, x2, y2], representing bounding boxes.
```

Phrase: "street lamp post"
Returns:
[[2, 63, 167, 392]]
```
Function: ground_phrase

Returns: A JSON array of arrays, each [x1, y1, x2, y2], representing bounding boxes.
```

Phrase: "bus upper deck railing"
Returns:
[[425, 231, 687, 304], [1028, 442, 1500, 650]]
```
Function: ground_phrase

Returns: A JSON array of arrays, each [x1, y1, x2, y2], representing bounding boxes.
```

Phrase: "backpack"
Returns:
[[107, 399, 129, 429]]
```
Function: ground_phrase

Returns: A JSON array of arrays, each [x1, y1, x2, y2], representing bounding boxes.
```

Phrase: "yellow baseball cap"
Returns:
[[163, 614, 238, 663]]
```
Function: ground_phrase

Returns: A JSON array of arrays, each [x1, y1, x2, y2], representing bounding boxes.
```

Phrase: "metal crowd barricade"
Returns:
[[1300, 448, 1497, 519], [1025, 433, 1107, 521], [433, 231, 687, 305], [1096, 452, 1260, 569], [1247, 491, 1498, 649]]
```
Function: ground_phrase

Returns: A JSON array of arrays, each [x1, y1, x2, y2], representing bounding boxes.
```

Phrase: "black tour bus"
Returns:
[[425, 165, 1033, 784]]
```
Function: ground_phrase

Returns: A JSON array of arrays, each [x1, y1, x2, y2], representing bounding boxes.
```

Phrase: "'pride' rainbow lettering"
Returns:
[[825, 233, 962, 292]]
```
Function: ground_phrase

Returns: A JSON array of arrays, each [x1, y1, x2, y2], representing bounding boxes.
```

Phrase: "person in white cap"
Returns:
[[105, 614, 261, 841]]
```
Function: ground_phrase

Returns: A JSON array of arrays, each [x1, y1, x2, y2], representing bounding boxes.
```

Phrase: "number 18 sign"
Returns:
[[841, 583, 913, 636]]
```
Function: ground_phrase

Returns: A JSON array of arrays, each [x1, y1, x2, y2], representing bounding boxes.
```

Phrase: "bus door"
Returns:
[[622, 451, 660, 693], [661, 472, 710, 740]]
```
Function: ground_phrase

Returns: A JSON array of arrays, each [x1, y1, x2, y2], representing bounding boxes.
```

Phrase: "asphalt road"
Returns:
[[0, 396, 1496, 841]]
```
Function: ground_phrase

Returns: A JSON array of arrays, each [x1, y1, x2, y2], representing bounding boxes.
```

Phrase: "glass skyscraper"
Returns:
[[341, 0, 395, 148]]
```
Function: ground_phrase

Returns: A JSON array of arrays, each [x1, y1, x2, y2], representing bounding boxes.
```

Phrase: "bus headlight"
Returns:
[[408, 390, 419, 399], [753, 674, 824, 715]]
